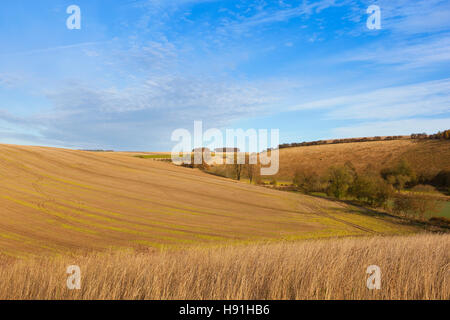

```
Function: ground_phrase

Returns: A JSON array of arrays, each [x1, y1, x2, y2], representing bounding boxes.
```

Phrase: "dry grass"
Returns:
[[0, 233, 448, 300], [277, 139, 450, 180]]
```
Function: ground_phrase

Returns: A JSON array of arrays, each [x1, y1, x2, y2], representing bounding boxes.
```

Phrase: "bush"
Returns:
[[392, 195, 442, 220], [392, 196, 412, 216], [433, 170, 450, 189], [381, 160, 416, 190], [411, 184, 437, 194], [429, 216, 450, 226]]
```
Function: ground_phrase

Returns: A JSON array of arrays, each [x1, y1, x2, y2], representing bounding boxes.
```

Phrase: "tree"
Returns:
[[350, 174, 374, 201], [327, 166, 354, 199], [381, 160, 416, 190], [230, 152, 245, 180], [234, 163, 243, 180], [246, 164, 254, 183], [244, 154, 259, 184], [373, 181, 393, 208], [350, 173, 393, 207], [253, 164, 263, 185], [293, 168, 320, 194], [392, 196, 413, 216], [433, 170, 450, 191]]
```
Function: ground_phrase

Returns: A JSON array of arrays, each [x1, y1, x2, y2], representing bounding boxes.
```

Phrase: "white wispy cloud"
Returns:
[[0, 73, 281, 149], [343, 0, 450, 36], [333, 118, 450, 138], [0, 73, 24, 88], [379, 0, 450, 35], [289, 78, 450, 121], [217, 0, 353, 35], [0, 41, 110, 58], [44, 75, 277, 116], [340, 34, 450, 69]]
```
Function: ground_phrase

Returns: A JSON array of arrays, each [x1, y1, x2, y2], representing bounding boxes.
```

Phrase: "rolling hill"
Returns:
[[0, 144, 416, 258], [276, 139, 450, 181]]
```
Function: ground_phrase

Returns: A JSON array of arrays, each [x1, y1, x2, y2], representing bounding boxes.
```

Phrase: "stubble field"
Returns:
[[0, 144, 415, 258]]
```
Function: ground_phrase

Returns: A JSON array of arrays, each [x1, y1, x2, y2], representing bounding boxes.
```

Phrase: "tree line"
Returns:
[[411, 129, 450, 140], [292, 160, 449, 221], [279, 129, 450, 150]]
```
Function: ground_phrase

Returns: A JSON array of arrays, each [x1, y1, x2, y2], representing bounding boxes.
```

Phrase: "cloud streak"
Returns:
[[1, 73, 280, 150], [333, 118, 450, 138], [340, 34, 450, 69], [290, 78, 450, 121]]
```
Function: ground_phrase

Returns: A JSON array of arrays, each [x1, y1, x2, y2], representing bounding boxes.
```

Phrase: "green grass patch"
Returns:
[[134, 154, 172, 159], [387, 199, 450, 219], [433, 201, 450, 218], [311, 192, 327, 197]]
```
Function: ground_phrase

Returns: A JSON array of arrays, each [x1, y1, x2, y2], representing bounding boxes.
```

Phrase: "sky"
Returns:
[[0, 0, 449, 151]]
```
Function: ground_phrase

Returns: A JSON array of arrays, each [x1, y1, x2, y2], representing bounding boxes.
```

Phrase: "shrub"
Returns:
[[393, 195, 442, 220], [381, 160, 416, 190], [392, 196, 413, 216], [411, 184, 437, 194], [433, 170, 450, 189], [429, 216, 450, 226]]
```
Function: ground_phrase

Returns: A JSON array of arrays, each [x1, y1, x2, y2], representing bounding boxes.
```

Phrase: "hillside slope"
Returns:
[[0, 144, 415, 258], [277, 139, 450, 180]]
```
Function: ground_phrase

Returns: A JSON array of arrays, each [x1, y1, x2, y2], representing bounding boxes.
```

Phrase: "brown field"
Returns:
[[0, 233, 448, 300], [277, 139, 450, 180], [0, 144, 420, 258]]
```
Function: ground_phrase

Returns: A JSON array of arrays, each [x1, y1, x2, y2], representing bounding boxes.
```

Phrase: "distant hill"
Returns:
[[276, 139, 450, 180], [278, 130, 450, 150]]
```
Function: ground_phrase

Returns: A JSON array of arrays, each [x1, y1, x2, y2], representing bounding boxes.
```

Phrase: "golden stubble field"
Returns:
[[0, 144, 416, 258]]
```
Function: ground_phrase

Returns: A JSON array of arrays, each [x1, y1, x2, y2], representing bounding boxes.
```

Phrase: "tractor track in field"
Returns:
[[317, 211, 378, 234], [302, 200, 378, 235]]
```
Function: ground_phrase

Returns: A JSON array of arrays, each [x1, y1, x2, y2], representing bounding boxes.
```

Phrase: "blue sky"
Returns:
[[0, 0, 449, 150]]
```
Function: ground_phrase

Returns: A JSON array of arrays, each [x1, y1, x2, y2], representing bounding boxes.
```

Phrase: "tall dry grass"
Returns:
[[0, 234, 448, 300]]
